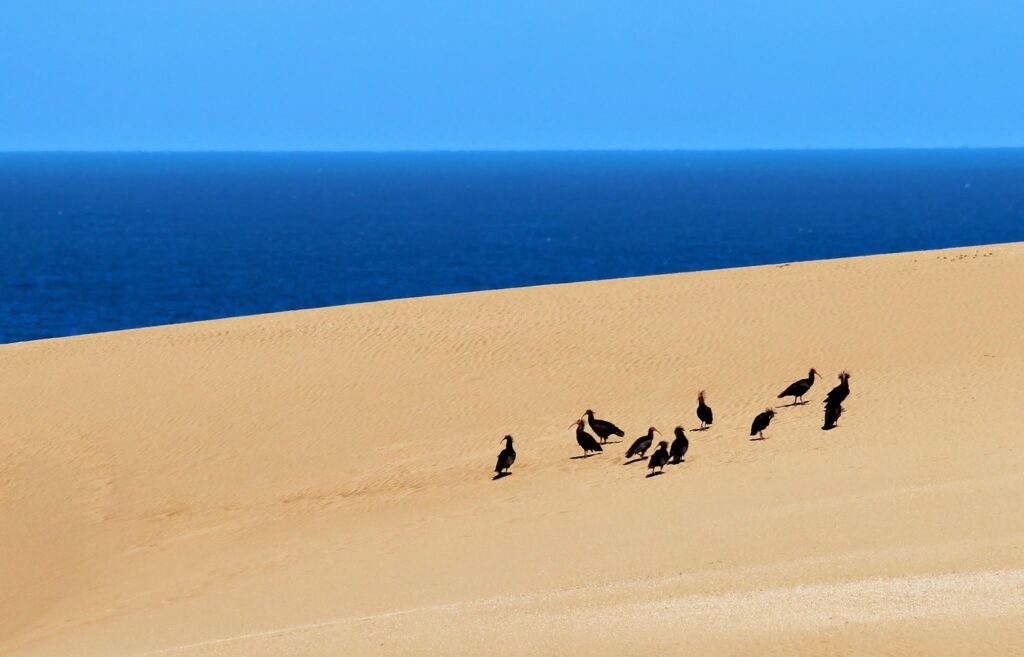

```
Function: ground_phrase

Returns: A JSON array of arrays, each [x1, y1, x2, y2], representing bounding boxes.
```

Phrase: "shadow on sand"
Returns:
[[492, 472, 513, 480], [623, 457, 646, 465], [570, 454, 600, 460], [645, 471, 665, 478]]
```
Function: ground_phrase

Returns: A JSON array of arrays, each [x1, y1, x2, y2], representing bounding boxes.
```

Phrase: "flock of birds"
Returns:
[[493, 369, 852, 479]]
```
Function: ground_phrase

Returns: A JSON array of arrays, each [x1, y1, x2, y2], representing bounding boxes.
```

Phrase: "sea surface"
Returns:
[[1, 150, 1022, 344]]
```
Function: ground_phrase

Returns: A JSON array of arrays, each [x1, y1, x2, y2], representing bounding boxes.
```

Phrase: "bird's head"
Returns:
[[675, 425, 685, 437], [659, 441, 668, 448], [698, 390, 706, 401], [841, 370, 851, 380], [570, 419, 584, 430], [500, 434, 513, 445], [583, 409, 594, 418], [650, 427, 660, 436], [809, 368, 819, 378], [765, 408, 776, 417]]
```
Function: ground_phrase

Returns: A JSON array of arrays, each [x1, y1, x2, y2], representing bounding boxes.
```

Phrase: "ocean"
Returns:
[[1, 150, 1022, 344]]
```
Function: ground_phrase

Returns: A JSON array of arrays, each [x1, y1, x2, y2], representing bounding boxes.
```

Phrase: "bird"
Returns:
[[670, 426, 689, 463], [750, 408, 775, 439], [582, 409, 625, 443], [696, 391, 713, 429], [824, 371, 851, 406], [494, 435, 516, 476], [778, 368, 819, 404], [822, 400, 844, 430], [648, 441, 670, 473], [572, 419, 603, 456], [625, 427, 660, 459]]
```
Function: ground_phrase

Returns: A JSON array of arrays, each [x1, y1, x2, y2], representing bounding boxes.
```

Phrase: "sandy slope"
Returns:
[[2, 243, 1023, 657]]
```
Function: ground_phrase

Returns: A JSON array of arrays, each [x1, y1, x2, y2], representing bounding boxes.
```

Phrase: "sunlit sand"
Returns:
[[3, 243, 1023, 656]]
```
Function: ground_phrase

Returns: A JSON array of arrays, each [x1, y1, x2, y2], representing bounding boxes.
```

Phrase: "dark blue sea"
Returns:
[[2, 150, 1022, 344]]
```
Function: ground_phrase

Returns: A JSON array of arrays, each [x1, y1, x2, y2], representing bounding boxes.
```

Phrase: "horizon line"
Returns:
[[2, 145, 1024, 155]]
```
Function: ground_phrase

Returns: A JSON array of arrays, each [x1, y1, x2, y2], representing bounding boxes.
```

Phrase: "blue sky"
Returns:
[[1, 1, 1022, 150]]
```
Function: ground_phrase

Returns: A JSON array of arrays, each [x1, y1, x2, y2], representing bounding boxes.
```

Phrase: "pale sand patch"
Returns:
[[2, 243, 1023, 656], [132, 569, 1024, 656]]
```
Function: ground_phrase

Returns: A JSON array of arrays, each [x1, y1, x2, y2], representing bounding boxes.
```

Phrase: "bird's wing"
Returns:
[[596, 419, 623, 435], [778, 383, 799, 397]]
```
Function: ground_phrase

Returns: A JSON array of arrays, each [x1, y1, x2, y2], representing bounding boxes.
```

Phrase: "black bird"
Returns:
[[626, 427, 660, 459], [572, 419, 603, 456], [494, 435, 516, 476], [583, 409, 625, 443], [824, 371, 851, 406], [696, 391, 713, 429], [778, 368, 819, 404], [669, 426, 689, 463], [648, 441, 670, 473], [750, 408, 775, 439], [822, 401, 843, 430]]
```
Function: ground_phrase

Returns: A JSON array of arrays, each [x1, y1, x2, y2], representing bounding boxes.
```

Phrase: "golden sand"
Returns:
[[2, 243, 1023, 656]]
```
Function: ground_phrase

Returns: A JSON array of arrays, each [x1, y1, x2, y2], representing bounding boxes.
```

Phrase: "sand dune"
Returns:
[[2, 243, 1023, 656]]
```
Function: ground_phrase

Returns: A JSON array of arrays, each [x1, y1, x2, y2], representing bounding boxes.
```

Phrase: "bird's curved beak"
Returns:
[[569, 422, 578, 429], [654, 428, 661, 435]]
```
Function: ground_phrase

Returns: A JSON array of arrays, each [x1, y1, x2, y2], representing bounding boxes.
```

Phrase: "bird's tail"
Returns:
[[594, 443, 603, 452], [613, 428, 624, 437]]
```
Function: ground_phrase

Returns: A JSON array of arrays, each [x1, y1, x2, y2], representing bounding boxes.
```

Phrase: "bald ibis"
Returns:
[[670, 426, 689, 463], [494, 435, 516, 476], [626, 427, 659, 459], [750, 408, 775, 439], [778, 368, 818, 404], [572, 420, 603, 456], [648, 441, 670, 473], [824, 371, 851, 406], [583, 409, 625, 443], [696, 391, 713, 429]]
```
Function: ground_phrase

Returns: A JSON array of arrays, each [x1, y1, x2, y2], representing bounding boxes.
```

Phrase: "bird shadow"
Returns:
[[692, 427, 710, 432], [623, 457, 646, 465], [670, 459, 686, 465], [780, 400, 810, 408], [821, 425, 838, 431], [749, 436, 767, 441], [601, 440, 624, 445], [646, 471, 665, 478], [492, 472, 513, 480], [570, 454, 599, 460]]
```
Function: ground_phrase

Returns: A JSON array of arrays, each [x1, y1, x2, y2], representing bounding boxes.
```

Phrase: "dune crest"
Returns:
[[3, 243, 1024, 656]]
